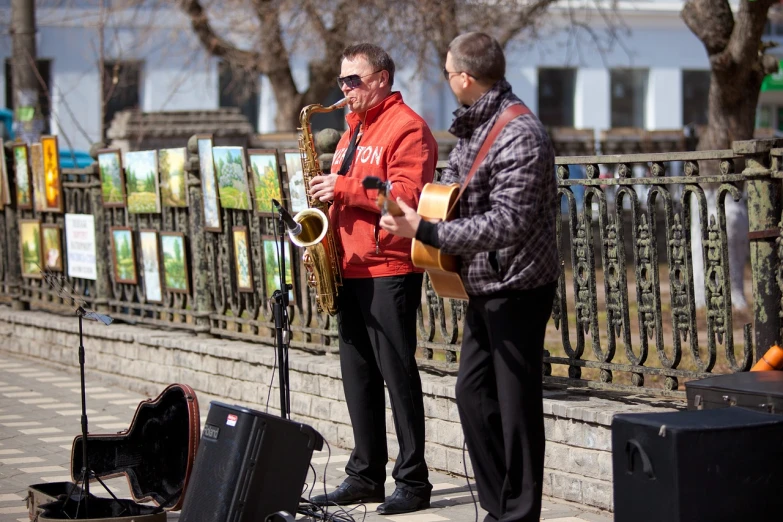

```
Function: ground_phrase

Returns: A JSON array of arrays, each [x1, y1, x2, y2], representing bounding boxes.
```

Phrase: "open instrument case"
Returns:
[[27, 383, 200, 521]]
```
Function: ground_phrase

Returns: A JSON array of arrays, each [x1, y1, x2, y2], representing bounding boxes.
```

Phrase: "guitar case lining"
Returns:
[[28, 383, 199, 521]]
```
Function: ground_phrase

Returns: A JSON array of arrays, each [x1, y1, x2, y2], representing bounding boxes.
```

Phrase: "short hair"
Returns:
[[448, 32, 505, 85], [341, 43, 395, 86]]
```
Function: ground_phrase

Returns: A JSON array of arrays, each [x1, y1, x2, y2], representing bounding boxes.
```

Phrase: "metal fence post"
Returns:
[[735, 138, 783, 361], [186, 135, 212, 334], [2, 142, 25, 310]]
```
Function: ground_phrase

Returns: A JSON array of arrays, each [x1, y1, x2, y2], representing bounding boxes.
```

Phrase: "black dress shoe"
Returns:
[[376, 488, 430, 515], [310, 482, 385, 506]]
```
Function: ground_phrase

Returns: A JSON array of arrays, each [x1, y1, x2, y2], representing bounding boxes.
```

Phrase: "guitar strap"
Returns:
[[448, 104, 531, 215]]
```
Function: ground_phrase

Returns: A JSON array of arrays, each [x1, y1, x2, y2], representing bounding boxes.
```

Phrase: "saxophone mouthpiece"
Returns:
[[332, 98, 349, 109]]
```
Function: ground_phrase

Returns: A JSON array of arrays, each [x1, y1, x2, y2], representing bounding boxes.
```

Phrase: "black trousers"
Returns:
[[455, 282, 556, 522], [337, 273, 431, 498]]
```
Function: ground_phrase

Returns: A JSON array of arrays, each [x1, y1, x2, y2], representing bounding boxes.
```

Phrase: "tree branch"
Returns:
[[727, 0, 777, 68], [496, 0, 559, 48], [178, 0, 262, 72], [681, 0, 734, 56]]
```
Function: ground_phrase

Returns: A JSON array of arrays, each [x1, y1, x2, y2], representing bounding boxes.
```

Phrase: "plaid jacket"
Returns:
[[437, 80, 560, 296]]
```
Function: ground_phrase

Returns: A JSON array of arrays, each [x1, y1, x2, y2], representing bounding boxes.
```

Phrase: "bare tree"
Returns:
[[683, 0, 779, 311], [178, 0, 622, 131]]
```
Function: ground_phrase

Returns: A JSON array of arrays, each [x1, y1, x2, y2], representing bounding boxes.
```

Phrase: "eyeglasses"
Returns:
[[442, 68, 478, 81], [337, 70, 382, 89]]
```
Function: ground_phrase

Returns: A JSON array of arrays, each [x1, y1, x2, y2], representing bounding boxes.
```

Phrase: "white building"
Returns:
[[0, 0, 781, 153]]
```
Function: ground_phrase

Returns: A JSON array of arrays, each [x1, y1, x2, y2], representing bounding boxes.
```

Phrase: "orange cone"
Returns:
[[751, 345, 783, 371]]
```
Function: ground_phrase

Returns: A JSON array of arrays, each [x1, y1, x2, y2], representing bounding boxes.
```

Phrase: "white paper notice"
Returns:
[[65, 214, 98, 280]]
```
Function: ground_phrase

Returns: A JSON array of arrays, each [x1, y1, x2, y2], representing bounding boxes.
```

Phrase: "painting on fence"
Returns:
[[213, 146, 251, 211], [41, 224, 63, 272], [140, 230, 163, 303], [161, 232, 189, 293], [197, 136, 222, 232], [232, 226, 253, 292], [283, 151, 307, 213], [41, 136, 63, 212], [65, 213, 97, 280], [124, 150, 161, 214], [0, 138, 9, 209], [262, 236, 294, 303], [159, 147, 188, 208], [98, 149, 126, 207], [30, 143, 45, 212], [248, 150, 282, 216], [111, 227, 138, 285], [13, 144, 32, 210], [19, 220, 42, 278]]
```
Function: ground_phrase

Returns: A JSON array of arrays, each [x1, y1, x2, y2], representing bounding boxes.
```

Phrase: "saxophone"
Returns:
[[287, 98, 348, 316]]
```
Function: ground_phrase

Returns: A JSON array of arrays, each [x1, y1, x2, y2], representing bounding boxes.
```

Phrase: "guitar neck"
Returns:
[[378, 194, 404, 217]]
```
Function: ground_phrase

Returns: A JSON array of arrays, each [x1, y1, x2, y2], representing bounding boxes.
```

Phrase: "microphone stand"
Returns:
[[272, 207, 292, 420], [39, 268, 114, 518]]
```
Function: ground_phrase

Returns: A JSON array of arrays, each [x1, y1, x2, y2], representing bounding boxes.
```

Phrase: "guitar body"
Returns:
[[412, 183, 469, 300]]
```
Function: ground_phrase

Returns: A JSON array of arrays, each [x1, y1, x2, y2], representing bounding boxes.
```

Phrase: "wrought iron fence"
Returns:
[[2, 136, 781, 395]]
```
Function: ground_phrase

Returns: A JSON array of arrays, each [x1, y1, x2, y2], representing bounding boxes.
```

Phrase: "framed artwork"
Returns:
[[232, 226, 254, 292], [124, 150, 161, 214], [19, 219, 43, 278], [0, 138, 9, 209], [283, 151, 307, 214], [13, 144, 32, 210], [197, 135, 222, 232], [213, 146, 251, 211], [65, 213, 97, 280], [41, 135, 63, 212], [139, 229, 163, 303], [41, 224, 64, 272], [160, 232, 189, 294], [248, 149, 283, 216], [110, 226, 138, 285], [97, 149, 126, 207], [159, 147, 189, 208], [262, 236, 294, 304], [30, 143, 45, 212]]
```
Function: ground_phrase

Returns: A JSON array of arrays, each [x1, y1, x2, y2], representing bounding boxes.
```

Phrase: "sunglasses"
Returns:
[[337, 70, 382, 89], [442, 68, 478, 81]]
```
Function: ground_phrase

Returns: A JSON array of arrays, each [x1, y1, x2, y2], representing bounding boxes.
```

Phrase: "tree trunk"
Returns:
[[10, 0, 43, 143]]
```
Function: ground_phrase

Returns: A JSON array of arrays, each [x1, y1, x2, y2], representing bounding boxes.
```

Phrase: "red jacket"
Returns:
[[330, 92, 437, 278]]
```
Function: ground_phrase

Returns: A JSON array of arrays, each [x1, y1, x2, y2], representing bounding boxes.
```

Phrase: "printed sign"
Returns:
[[65, 213, 98, 280], [226, 414, 238, 427]]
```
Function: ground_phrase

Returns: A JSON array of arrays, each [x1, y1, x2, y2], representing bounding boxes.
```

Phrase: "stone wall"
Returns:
[[0, 306, 684, 512]]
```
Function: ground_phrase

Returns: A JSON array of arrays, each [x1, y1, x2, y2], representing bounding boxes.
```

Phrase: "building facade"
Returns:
[[0, 1, 780, 153]]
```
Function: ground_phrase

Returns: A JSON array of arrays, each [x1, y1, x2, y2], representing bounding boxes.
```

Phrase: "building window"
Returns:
[[610, 69, 648, 128], [103, 60, 142, 139], [537, 68, 575, 127], [218, 61, 259, 132], [763, 21, 783, 36], [5, 58, 53, 135], [682, 70, 710, 126], [309, 86, 346, 134]]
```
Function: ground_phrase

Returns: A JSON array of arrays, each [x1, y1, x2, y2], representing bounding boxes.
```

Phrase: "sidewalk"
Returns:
[[0, 353, 612, 521]]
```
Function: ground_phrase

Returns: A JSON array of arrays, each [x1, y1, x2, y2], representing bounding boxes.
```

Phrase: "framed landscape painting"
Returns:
[[139, 229, 163, 303], [30, 143, 45, 212], [262, 236, 294, 304], [248, 149, 282, 216], [124, 150, 161, 214], [159, 147, 188, 208], [197, 135, 221, 232], [97, 149, 126, 207], [232, 226, 253, 292], [13, 144, 32, 210], [283, 151, 307, 214], [213, 146, 251, 211], [160, 232, 189, 294], [19, 219, 43, 278], [110, 226, 138, 284], [41, 135, 63, 212], [41, 223, 64, 272]]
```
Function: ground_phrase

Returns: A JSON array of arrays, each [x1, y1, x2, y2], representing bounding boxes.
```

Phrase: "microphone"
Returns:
[[271, 199, 302, 235]]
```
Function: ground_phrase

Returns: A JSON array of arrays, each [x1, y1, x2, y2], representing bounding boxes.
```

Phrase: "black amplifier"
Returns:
[[685, 371, 783, 413]]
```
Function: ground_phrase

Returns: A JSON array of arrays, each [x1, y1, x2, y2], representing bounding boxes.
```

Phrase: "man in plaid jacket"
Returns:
[[380, 32, 559, 522]]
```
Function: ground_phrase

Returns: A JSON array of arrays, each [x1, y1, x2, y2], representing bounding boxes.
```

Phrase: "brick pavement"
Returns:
[[0, 353, 612, 521]]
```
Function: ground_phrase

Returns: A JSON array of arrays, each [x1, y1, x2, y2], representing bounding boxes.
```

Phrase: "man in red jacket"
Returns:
[[308, 43, 437, 515]]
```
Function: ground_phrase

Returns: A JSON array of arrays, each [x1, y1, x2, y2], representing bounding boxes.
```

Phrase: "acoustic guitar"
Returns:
[[363, 177, 468, 300]]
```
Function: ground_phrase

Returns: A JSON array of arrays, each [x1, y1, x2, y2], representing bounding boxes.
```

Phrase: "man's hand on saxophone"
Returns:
[[309, 173, 339, 202]]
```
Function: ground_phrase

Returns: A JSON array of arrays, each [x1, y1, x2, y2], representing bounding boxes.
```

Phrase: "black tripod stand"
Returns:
[[271, 200, 294, 420], [41, 269, 113, 518]]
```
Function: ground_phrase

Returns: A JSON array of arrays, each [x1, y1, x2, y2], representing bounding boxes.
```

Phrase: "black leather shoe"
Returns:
[[310, 482, 385, 506], [376, 488, 430, 515]]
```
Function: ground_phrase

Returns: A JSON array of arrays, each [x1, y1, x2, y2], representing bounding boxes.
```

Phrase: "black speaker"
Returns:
[[179, 401, 323, 522], [612, 407, 783, 522]]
